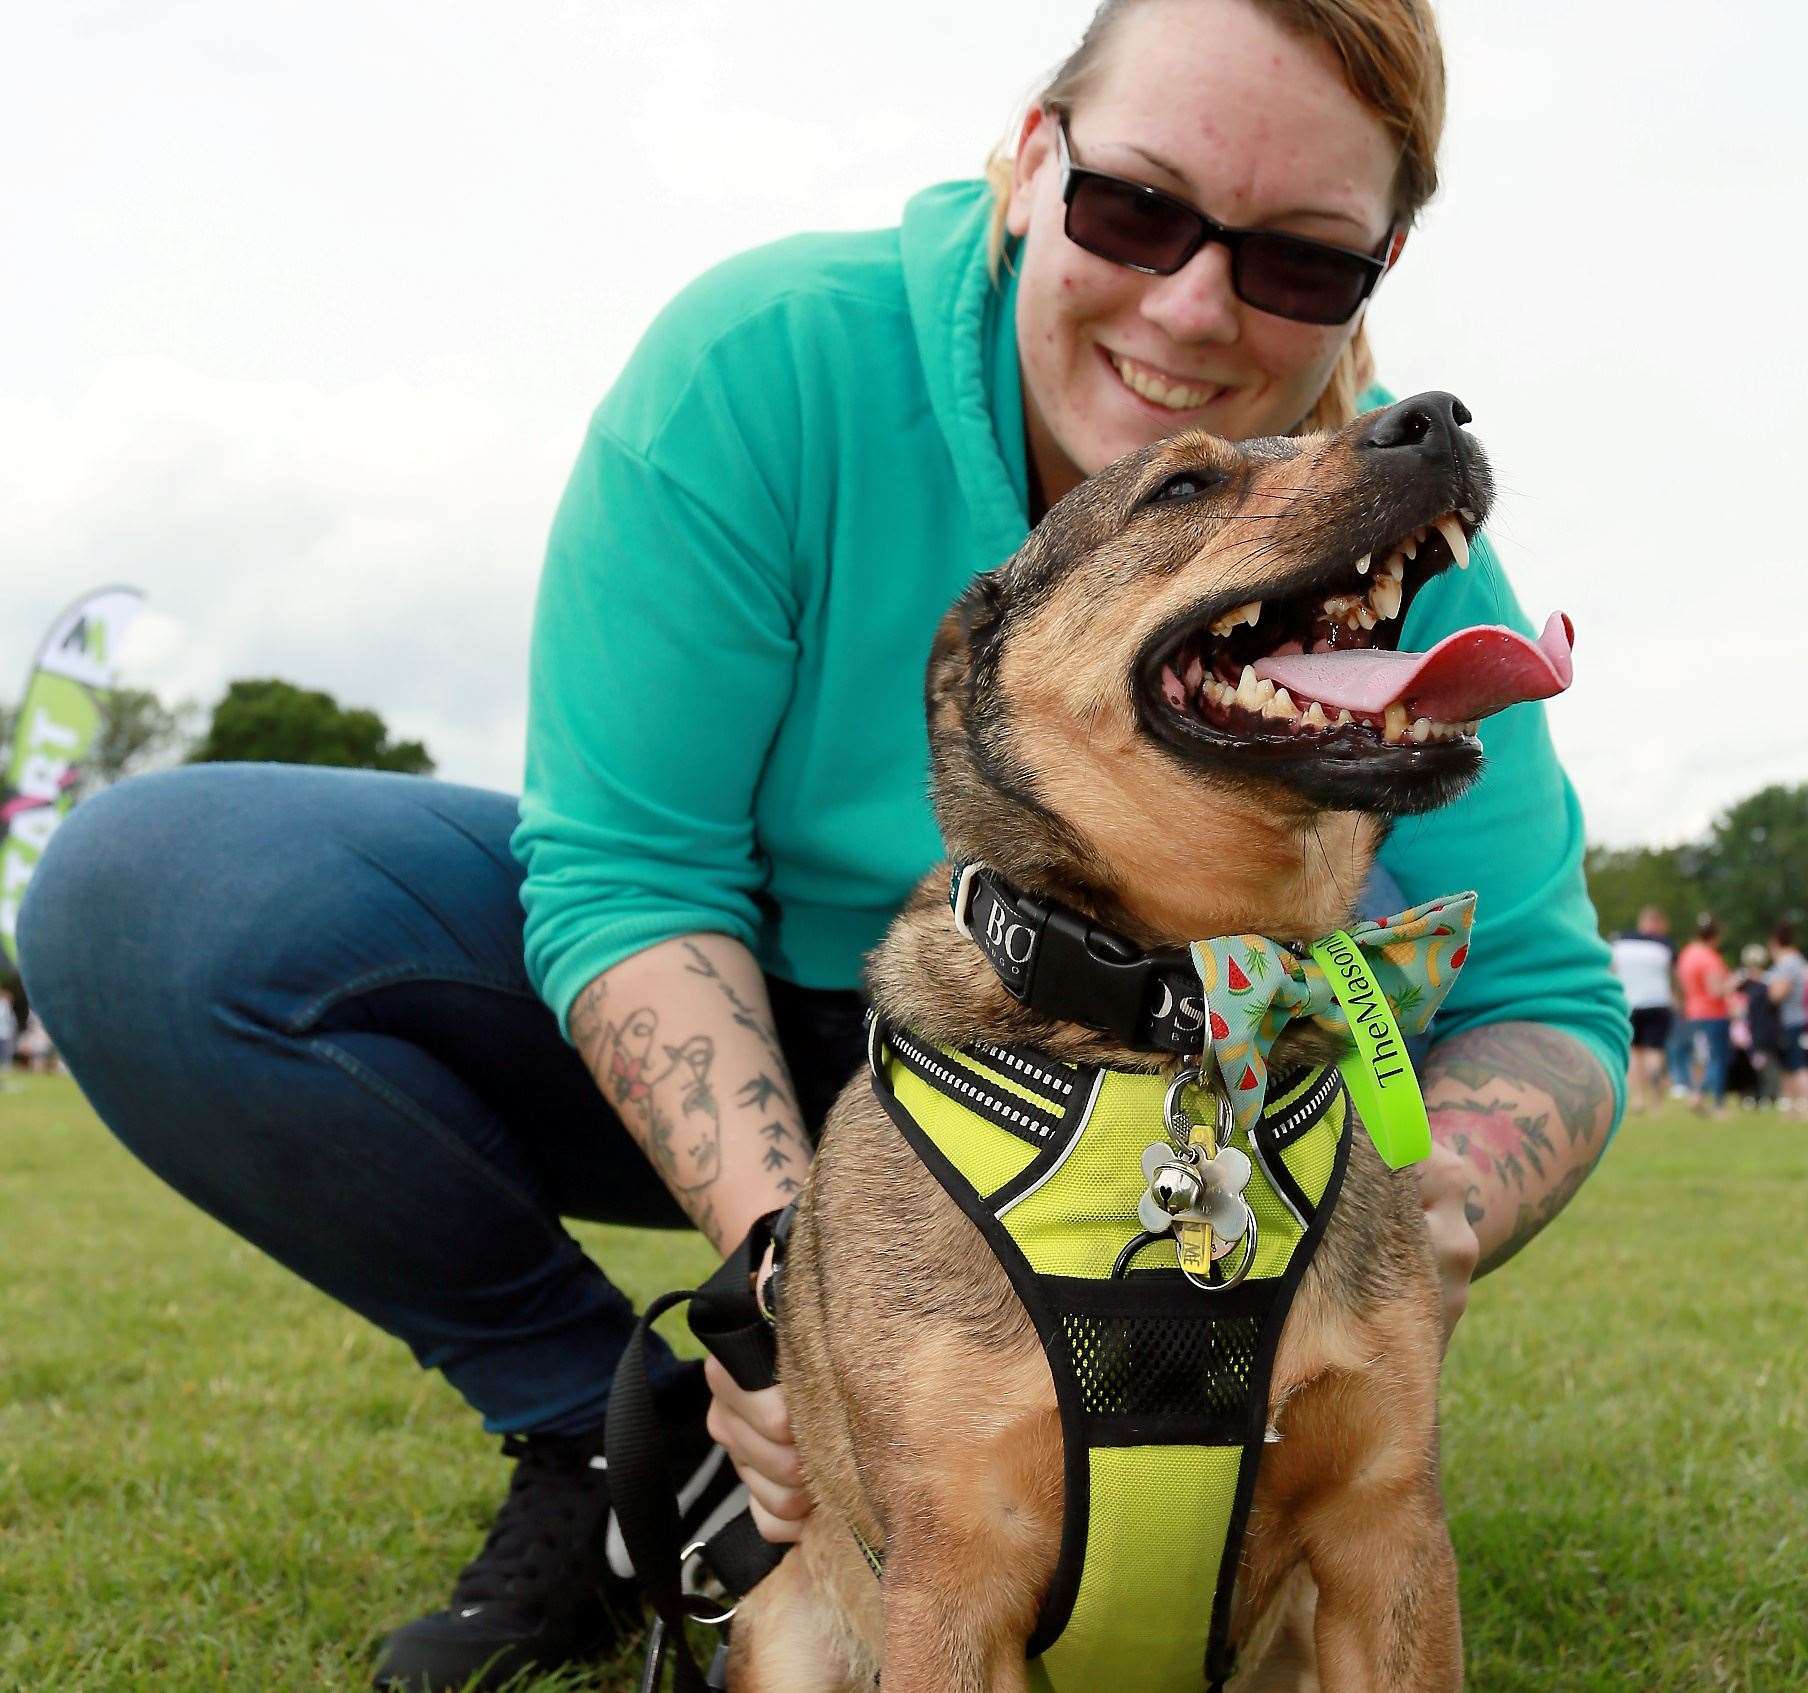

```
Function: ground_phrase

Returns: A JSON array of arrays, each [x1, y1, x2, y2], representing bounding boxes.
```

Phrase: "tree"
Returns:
[[1584, 842, 1702, 942], [187, 679, 434, 775], [1698, 783, 1808, 948]]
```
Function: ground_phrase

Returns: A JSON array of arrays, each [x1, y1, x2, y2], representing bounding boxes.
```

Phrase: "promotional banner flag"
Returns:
[[1, 586, 146, 965]]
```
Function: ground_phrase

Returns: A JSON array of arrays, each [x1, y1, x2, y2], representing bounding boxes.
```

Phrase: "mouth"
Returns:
[[1136, 504, 1574, 808], [1104, 348, 1228, 414]]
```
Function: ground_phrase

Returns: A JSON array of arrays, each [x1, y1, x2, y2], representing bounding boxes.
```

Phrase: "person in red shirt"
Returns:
[[1676, 915, 1735, 1117]]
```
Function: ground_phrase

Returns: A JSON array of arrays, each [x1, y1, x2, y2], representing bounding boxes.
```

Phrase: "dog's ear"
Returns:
[[926, 571, 1006, 724]]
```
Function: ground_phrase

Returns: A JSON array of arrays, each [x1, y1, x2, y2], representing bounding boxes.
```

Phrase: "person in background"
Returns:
[[1734, 942, 1780, 1108], [1676, 915, 1734, 1118], [0, 990, 17, 1082], [1765, 921, 1808, 1112], [1610, 905, 1675, 1114]]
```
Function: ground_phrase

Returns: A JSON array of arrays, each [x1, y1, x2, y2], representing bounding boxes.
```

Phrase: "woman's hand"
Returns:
[[1416, 1138, 1481, 1347], [702, 1355, 811, 1544]]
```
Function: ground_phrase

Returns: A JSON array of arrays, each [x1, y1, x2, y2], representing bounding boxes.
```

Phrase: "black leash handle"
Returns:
[[606, 1209, 791, 1692]]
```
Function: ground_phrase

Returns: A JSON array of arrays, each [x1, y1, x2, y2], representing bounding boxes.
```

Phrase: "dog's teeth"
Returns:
[[1335, 708, 1353, 726], [1354, 553, 1371, 576], [1303, 701, 1328, 729], [1384, 702, 1409, 743], [1323, 593, 1361, 617], [1464, 720, 1480, 736], [1459, 508, 1477, 525], [1356, 606, 1377, 630], [1384, 553, 1405, 582], [1411, 716, 1432, 743], [1435, 515, 1470, 570], [1210, 600, 1263, 637], [1236, 665, 1262, 710], [1264, 687, 1296, 720], [1370, 576, 1402, 621], [1255, 676, 1276, 704], [1400, 534, 1418, 561]]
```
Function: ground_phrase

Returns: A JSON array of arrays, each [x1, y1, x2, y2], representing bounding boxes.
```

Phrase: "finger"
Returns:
[[748, 1494, 807, 1546], [735, 1459, 812, 1525], [704, 1363, 793, 1447], [705, 1396, 806, 1490]]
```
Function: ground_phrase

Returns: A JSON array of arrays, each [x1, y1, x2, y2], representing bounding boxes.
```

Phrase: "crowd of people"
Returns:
[[1611, 909, 1808, 1118]]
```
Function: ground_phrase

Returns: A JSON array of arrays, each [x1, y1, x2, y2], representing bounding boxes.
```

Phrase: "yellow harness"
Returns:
[[870, 1023, 1351, 1692]]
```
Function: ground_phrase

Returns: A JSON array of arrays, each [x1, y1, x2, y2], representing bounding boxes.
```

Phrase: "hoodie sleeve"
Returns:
[[1376, 532, 1630, 1132], [511, 271, 805, 1037]]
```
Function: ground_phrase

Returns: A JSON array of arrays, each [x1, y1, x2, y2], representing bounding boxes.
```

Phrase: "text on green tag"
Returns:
[[1307, 930, 1431, 1169]]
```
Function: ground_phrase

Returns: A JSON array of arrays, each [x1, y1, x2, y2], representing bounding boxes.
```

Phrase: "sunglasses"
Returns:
[[1052, 116, 1391, 326]]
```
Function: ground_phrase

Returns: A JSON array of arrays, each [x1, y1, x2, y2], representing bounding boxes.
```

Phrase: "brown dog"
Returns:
[[727, 394, 1554, 1691]]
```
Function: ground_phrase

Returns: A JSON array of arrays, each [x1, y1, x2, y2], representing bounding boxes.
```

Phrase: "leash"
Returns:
[[605, 1206, 794, 1693]]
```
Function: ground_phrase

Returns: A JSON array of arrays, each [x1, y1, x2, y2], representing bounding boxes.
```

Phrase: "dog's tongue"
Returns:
[[1253, 611, 1574, 722]]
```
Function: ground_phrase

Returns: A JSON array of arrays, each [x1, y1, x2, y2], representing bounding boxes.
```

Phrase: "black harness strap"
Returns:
[[605, 1208, 790, 1692]]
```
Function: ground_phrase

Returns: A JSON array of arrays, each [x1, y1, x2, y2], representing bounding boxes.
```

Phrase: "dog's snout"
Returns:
[[1357, 392, 1473, 460]]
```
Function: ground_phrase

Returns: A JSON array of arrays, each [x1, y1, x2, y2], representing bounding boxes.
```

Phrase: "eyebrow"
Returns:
[[1113, 140, 1374, 238]]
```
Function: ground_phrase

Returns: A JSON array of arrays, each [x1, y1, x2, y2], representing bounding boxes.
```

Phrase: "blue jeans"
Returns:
[[16, 765, 867, 1436], [1687, 1016, 1733, 1106]]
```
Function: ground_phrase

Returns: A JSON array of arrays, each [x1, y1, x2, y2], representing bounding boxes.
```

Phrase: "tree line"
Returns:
[[0, 678, 434, 799]]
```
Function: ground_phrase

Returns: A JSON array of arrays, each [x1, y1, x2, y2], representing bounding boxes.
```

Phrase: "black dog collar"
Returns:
[[949, 862, 1207, 1054]]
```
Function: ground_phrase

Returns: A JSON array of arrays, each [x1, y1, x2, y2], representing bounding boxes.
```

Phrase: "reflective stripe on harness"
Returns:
[[869, 1024, 1350, 1693]]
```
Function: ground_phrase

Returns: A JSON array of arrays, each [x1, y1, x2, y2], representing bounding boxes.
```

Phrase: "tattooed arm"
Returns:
[[567, 931, 811, 1256], [1416, 1021, 1616, 1339]]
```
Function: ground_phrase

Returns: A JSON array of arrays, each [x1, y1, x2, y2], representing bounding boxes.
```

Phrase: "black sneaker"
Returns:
[[372, 1369, 743, 1692]]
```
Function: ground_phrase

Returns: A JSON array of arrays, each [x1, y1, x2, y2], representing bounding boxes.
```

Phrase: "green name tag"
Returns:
[[1307, 930, 1430, 1169]]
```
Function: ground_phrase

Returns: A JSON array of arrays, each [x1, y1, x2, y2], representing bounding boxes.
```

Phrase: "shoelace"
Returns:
[[449, 1433, 614, 1615]]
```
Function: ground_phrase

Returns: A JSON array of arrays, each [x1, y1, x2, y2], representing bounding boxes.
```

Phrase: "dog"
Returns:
[[725, 392, 1570, 1692]]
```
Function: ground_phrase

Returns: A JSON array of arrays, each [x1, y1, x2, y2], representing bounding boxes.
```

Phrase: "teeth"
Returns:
[[1110, 352, 1217, 411], [1370, 575, 1402, 621], [1435, 515, 1470, 570], [1335, 708, 1353, 726], [1459, 508, 1477, 525], [1322, 593, 1361, 616], [1354, 553, 1371, 576], [1303, 701, 1328, 729], [1263, 687, 1296, 720], [1209, 600, 1263, 636], [1401, 533, 1418, 561], [1383, 554, 1405, 582], [1411, 717, 1431, 743], [1236, 665, 1263, 710], [1356, 606, 1377, 630], [1384, 702, 1409, 743]]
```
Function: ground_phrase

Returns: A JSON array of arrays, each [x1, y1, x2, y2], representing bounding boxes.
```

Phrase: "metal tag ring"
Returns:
[[678, 1540, 737, 1628], [1162, 1066, 1205, 1141], [1181, 1206, 1259, 1293]]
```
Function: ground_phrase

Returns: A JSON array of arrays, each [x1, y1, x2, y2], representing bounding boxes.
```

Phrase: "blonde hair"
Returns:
[[985, 0, 1447, 435]]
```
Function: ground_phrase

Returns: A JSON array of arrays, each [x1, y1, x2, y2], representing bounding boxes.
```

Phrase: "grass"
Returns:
[[1, 1072, 1804, 1691]]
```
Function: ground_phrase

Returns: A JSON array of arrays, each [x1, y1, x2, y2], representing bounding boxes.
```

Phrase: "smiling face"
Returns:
[[1006, 0, 1403, 508]]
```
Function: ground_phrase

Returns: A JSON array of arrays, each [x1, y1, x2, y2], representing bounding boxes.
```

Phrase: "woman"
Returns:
[[17, 2, 1627, 1688]]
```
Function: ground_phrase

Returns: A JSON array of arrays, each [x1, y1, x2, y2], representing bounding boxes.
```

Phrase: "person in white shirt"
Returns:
[[1611, 906, 1676, 1114], [1765, 922, 1808, 1110]]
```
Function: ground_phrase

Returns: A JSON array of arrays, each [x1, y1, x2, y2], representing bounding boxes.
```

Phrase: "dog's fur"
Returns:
[[729, 401, 1494, 1692]]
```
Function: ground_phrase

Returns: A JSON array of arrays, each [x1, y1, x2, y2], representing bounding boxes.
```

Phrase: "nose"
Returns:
[[1357, 392, 1473, 461], [1138, 243, 1241, 345]]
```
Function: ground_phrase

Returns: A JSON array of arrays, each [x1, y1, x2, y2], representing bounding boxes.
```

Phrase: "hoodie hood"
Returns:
[[899, 180, 1032, 570]]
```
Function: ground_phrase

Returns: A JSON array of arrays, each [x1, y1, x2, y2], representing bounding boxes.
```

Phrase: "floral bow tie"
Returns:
[[1187, 892, 1477, 1137]]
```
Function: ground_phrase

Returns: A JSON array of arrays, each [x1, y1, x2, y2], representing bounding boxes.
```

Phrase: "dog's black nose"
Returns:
[[1357, 392, 1473, 459]]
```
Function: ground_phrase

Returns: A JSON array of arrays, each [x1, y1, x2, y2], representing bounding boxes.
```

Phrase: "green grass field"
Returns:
[[2, 1072, 1805, 1692]]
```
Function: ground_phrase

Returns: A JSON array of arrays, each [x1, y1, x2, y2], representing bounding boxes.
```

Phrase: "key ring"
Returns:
[[1180, 1204, 1259, 1292]]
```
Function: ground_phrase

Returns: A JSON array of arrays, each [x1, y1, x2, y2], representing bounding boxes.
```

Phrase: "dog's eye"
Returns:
[[1142, 469, 1221, 508]]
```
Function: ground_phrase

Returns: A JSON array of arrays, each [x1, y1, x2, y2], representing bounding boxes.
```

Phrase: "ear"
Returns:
[[1005, 105, 1056, 240]]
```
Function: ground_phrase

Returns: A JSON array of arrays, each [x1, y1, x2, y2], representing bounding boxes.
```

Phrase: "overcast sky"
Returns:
[[4, 0, 1803, 848]]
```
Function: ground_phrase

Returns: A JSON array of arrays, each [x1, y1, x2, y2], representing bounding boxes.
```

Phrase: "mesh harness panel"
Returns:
[[871, 1025, 1351, 1692]]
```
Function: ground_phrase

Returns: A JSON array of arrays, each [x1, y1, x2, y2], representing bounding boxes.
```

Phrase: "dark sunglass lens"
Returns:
[[1067, 176, 1198, 273], [1237, 235, 1372, 325]]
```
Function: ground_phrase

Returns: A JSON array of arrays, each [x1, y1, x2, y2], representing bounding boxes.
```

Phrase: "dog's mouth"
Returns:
[[1137, 505, 1574, 800]]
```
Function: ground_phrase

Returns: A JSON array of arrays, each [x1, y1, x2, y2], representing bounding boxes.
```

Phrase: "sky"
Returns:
[[3, 0, 1804, 848]]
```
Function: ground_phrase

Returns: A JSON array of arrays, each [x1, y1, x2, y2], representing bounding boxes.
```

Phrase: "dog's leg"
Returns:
[[877, 1573, 1032, 1693], [726, 1530, 881, 1693], [1304, 1484, 1460, 1692]]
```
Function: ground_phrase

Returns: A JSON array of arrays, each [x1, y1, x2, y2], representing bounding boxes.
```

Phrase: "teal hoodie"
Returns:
[[513, 181, 1627, 1120]]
